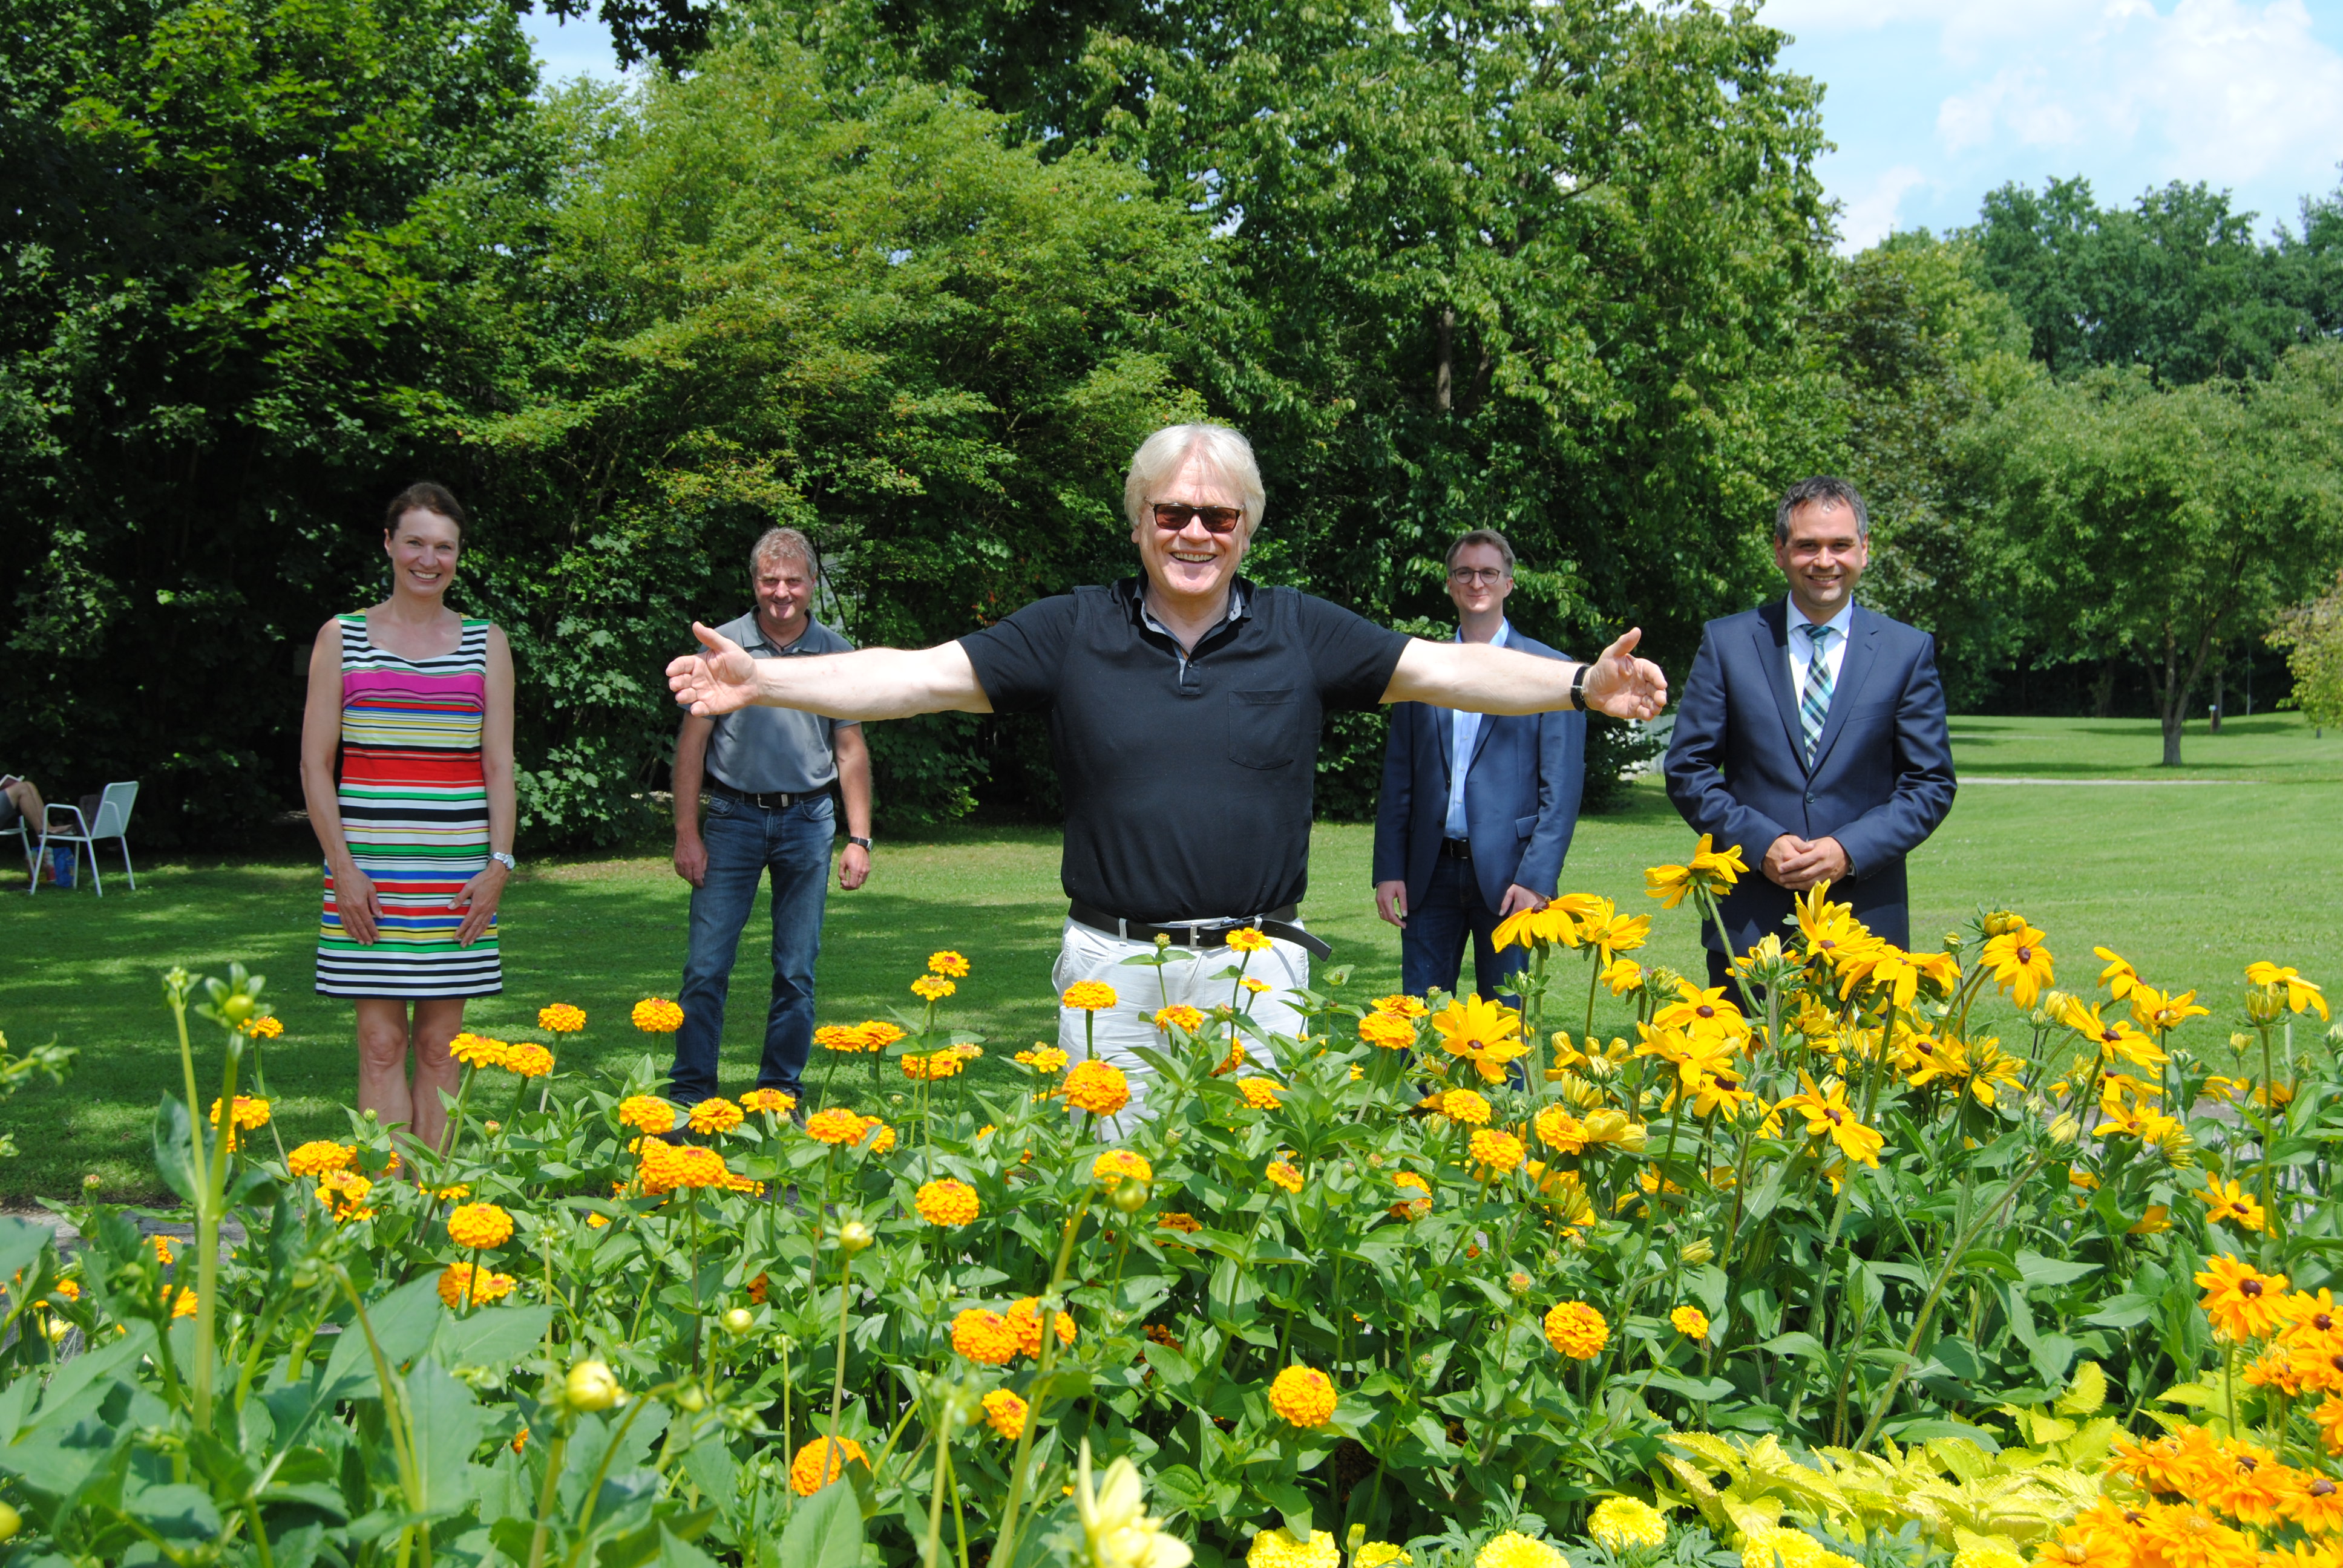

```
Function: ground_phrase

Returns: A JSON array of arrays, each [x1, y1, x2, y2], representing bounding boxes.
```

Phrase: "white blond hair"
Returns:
[[1122, 424, 1267, 531]]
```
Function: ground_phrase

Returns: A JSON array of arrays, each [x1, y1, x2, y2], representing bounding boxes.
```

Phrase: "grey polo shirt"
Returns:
[[702, 612, 860, 794]]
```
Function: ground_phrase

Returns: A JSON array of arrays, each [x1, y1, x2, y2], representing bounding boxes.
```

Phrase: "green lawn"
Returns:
[[1, 712, 2333, 1201]]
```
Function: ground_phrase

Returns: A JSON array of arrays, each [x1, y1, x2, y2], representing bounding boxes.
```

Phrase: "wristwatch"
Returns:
[[846, 836, 873, 851], [1568, 663, 1592, 711], [490, 851, 518, 873]]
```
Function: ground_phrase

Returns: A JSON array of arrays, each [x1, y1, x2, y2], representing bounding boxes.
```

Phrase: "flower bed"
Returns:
[[0, 849, 2332, 1568]]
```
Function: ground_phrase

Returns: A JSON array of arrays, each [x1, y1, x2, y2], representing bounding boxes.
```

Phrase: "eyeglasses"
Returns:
[[1152, 503, 1244, 535], [1449, 567, 1507, 586]]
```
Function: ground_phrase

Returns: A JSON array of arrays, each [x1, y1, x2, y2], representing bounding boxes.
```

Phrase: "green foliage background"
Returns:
[[3, 0, 2341, 846]]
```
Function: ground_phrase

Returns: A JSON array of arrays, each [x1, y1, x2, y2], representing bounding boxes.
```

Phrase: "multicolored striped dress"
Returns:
[[316, 614, 502, 998]]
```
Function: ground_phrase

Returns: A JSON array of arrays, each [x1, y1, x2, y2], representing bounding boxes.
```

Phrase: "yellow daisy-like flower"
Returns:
[[631, 998, 684, 1033], [1237, 1076, 1285, 1110], [1015, 1045, 1070, 1073], [1430, 995, 1530, 1083], [788, 1436, 867, 1497], [1542, 1301, 1608, 1359], [1436, 1088, 1492, 1126], [240, 1014, 285, 1039], [1250, 1529, 1342, 1568], [1671, 1305, 1710, 1339], [1062, 1060, 1131, 1116], [1240, 977, 1273, 995], [740, 1087, 795, 1116], [928, 950, 971, 978], [172, 1287, 200, 1319], [1226, 927, 1274, 954], [617, 1094, 677, 1135], [1092, 1149, 1153, 1186], [1475, 1532, 1568, 1568], [1154, 1004, 1205, 1034], [981, 1388, 1027, 1439], [1267, 1364, 1337, 1427], [1062, 981, 1119, 1011], [1588, 1498, 1668, 1552], [2246, 961, 2328, 1021], [912, 975, 956, 1001], [287, 1140, 356, 1177], [1468, 1128, 1525, 1174], [437, 1261, 517, 1309], [1600, 958, 1645, 995], [537, 1003, 586, 1033], [916, 1178, 980, 1227], [1981, 926, 2055, 1009], [805, 1108, 867, 1145], [1266, 1159, 1305, 1194], [687, 1098, 744, 1135], [1358, 1012, 1417, 1050], [447, 1202, 514, 1250], [2196, 1253, 2289, 1341], [2199, 1175, 2268, 1233]]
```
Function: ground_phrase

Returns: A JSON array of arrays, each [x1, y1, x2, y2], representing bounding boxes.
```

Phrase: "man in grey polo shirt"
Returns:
[[669, 526, 873, 1108]]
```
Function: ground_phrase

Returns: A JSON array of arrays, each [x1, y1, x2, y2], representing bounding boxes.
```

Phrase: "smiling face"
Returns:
[[1130, 448, 1251, 610], [752, 549, 814, 642], [384, 509, 462, 603], [1447, 541, 1513, 622], [1774, 499, 1869, 623]]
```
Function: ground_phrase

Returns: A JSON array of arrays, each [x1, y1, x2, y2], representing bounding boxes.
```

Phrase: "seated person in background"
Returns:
[[0, 775, 45, 832]]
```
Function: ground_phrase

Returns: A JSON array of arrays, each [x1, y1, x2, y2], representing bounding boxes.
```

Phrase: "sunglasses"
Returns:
[[1152, 503, 1244, 535]]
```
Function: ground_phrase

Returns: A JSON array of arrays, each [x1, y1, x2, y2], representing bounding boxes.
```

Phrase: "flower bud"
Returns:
[[222, 995, 255, 1024], [721, 1307, 755, 1335], [675, 1384, 707, 1413], [1112, 1180, 1149, 1214], [566, 1358, 624, 1412], [0, 1501, 19, 1540], [1680, 1237, 1715, 1265], [2048, 1113, 2082, 1146], [837, 1221, 874, 1254], [290, 1263, 321, 1290], [2247, 985, 2285, 1023]]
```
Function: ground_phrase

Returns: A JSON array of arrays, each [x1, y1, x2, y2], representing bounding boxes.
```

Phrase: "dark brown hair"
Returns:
[[383, 482, 467, 545]]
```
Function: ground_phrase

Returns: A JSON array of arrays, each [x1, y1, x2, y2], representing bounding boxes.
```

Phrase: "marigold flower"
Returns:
[[1266, 1159, 1305, 1194], [172, 1287, 200, 1319], [1475, 1532, 1568, 1568], [1093, 1150, 1153, 1186], [981, 1388, 1027, 1439], [1237, 1076, 1284, 1109], [1153, 1004, 1205, 1034], [1469, 1128, 1525, 1174], [617, 1095, 677, 1134], [2198, 1254, 2289, 1341], [1436, 1088, 1492, 1126], [1062, 981, 1119, 1011], [688, 1098, 744, 1135], [1250, 1528, 1341, 1568], [538, 1003, 586, 1033], [911, 975, 956, 1001], [740, 1088, 795, 1116], [1267, 1364, 1337, 1427], [1226, 926, 1274, 954], [1063, 1060, 1130, 1116], [1671, 1305, 1710, 1340], [916, 1179, 980, 1227], [1358, 1012, 1416, 1050], [788, 1436, 867, 1496], [1355, 1546, 1412, 1568], [928, 950, 971, 978], [1588, 1498, 1668, 1552], [631, 998, 685, 1033], [437, 1261, 517, 1309], [505, 1041, 555, 1077], [2199, 1176, 2267, 1233], [448, 1033, 511, 1070], [1543, 1301, 1608, 1359], [1007, 1296, 1075, 1354], [240, 1014, 285, 1039], [447, 1202, 515, 1250], [952, 1307, 1020, 1364], [805, 1108, 867, 1145], [287, 1140, 356, 1177]]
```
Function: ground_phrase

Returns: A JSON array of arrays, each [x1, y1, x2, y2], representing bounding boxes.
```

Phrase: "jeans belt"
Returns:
[[1440, 837, 1472, 860], [1067, 901, 1334, 961], [706, 779, 804, 811]]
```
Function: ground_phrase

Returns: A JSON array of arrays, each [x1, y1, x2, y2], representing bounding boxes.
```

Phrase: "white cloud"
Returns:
[[1838, 165, 1932, 247]]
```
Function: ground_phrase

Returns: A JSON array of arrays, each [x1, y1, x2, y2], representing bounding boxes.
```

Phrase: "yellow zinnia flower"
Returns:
[[911, 975, 955, 1001], [1266, 1364, 1337, 1427], [1542, 1301, 1608, 1359], [537, 1003, 586, 1033], [1062, 981, 1119, 1011], [928, 950, 970, 977], [447, 1201, 514, 1250], [630, 998, 684, 1033]]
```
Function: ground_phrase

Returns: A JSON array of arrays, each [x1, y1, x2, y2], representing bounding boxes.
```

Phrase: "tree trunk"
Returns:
[[1435, 307, 1453, 415], [2209, 659, 2223, 733], [2159, 633, 2184, 766], [2091, 659, 2117, 719]]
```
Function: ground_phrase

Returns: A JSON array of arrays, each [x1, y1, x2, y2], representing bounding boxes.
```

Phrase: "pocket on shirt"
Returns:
[[1227, 688, 1300, 769]]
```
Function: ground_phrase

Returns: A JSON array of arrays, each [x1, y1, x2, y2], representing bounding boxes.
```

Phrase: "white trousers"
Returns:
[[1049, 918, 1311, 1122]]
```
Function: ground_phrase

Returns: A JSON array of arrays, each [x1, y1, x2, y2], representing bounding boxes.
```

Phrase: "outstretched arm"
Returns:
[[1383, 627, 1668, 720], [667, 623, 993, 719]]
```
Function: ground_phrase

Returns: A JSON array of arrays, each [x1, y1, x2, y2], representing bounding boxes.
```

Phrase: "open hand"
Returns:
[[1578, 627, 1669, 720], [333, 863, 384, 945], [452, 861, 508, 947], [667, 623, 761, 717]]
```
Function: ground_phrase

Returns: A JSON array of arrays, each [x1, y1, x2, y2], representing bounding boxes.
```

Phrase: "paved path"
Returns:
[[1959, 776, 2241, 786]]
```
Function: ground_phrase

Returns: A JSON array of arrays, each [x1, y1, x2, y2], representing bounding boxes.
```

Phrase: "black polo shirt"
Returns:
[[960, 577, 1410, 923]]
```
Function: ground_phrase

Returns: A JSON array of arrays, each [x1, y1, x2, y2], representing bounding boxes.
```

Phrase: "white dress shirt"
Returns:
[[1444, 619, 1511, 839], [1784, 595, 1853, 699]]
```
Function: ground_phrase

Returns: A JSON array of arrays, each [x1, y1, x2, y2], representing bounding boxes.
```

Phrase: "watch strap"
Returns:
[[1568, 663, 1591, 711], [847, 835, 873, 851], [490, 851, 517, 872]]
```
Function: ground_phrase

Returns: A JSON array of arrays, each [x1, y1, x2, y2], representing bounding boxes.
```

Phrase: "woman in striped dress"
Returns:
[[300, 482, 516, 1154]]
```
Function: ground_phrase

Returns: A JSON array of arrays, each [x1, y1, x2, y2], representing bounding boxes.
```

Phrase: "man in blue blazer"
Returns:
[[1373, 529, 1587, 1001], [1664, 477, 1956, 984]]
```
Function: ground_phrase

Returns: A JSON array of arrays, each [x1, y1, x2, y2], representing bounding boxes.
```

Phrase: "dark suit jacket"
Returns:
[[1663, 601, 1956, 953], [1372, 632, 1587, 913]]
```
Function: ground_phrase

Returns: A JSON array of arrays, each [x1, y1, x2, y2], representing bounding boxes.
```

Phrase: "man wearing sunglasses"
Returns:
[[668, 422, 1668, 1117]]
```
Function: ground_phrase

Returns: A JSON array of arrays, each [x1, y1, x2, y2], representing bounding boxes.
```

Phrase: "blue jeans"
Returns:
[[671, 793, 833, 1104], [1400, 855, 1529, 1004]]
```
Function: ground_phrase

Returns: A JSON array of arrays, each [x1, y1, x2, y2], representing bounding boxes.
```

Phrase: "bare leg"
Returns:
[[409, 997, 468, 1154], [4, 780, 41, 824], [355, 998, 416, 1138]]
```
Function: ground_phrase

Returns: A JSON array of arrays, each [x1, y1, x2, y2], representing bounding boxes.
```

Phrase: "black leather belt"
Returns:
[[1068, 901, 1334, 961], [1440, 837, 1472, 860], [706, 779, 807, 811]]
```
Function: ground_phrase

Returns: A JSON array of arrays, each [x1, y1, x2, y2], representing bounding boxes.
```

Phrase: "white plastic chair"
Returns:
[[0, 799, 31, 888], [34, 782, 138, 897]]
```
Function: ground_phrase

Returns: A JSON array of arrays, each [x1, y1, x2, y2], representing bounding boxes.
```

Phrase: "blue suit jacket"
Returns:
[[1372, 633, 1587, 914], [1663, 601, 1956, 953]]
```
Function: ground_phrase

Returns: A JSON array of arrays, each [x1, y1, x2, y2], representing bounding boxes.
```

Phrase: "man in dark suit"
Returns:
[[1664, 477, 1956, 984], [1373, 529, 1587, 1000]]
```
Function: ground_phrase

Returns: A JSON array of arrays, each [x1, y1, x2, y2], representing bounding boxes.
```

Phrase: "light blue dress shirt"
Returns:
[[1443, 619, 1511, 839]]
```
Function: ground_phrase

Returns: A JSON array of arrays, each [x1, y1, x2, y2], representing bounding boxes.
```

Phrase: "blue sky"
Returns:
[[519, 1, 2343, 252]]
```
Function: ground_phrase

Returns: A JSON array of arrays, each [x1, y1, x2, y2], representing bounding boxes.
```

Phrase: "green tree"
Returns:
[[1965, 343, 2343, 764], [2267, 570, 2343, 734]]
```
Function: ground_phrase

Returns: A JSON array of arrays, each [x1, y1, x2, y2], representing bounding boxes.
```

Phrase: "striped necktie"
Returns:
[[1799, 622, 1837, 765]]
